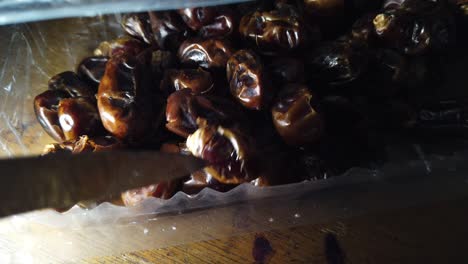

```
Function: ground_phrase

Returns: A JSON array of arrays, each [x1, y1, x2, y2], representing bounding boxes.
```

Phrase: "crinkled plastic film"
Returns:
[[0, 0, 251, 25], [1, 12, 468, 263]]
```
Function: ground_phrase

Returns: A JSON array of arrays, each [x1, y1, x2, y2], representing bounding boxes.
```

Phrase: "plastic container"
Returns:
[[1, 1, 468, 262]]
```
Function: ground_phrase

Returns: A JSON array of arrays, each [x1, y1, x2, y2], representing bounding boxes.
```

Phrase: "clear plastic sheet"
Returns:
[[1, 12, 468, 262], [0, 0, 250, 25]]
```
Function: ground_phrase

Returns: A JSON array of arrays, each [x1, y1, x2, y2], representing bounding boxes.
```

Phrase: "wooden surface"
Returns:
[[85, 196, 468, 263]]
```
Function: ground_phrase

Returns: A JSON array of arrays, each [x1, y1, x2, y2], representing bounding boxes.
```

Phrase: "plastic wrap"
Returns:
[[0, 0, 250, 25], [1, 10, 468, 263]]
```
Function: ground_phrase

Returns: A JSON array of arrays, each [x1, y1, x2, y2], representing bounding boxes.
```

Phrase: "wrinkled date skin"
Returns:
[[239, 7, 306, 55], [72, 135, 122, 153], [148, 11, 189, 50], [77, 56, 109, 86], [306, 38, 366, 87], [267, 57, 305, 85], [121, 13, 154, 45], [34, 90, 71, 142], [58, 97, 103, 141], [227, 49, 271, 110], [178, 7, 238, 38], [187, 124, 256, 184], [121, 180, 181, 205], [373, 1, 456, 55], [161, 68, 213, 95], [166, 89, 232, 137], [271, 84, 324, 146], [42, 135, 121, 155], [178, 38, 235, 69], [97, 54, 152, 140], [178, 7, 217, 30], [48, 71, 96, 98], [94, 35, 146, 57]]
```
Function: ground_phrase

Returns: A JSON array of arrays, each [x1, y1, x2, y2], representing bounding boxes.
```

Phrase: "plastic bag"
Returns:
[[1, 8, 468, 262], [0, 0, 250, 25]]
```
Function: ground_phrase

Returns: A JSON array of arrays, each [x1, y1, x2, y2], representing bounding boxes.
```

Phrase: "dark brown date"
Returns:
[[42, 142, 73, 155], [178, 7, 238, 39], [57, 97, 102, 141], [42, 135, 121, 155], [166, 89, 233, 137], [72, 135, 122, 153], [351, 12, 379, 48], [363, 48, 407, 98], [304, 0, 344, 17], [186, 124, 256, 184], [121, 13, 154, 45], [97, 53, 153, 140], [94, 35, 146, 57], [178, 38, 235, 69], [178, 7, 217, 31], [77, 56, 108, 86], [151, 50, 178, 79], [148, 11, 189, 50], [34, 90, 70, 142], [121, 179, 181, 205], [373, 1, 455, 55], [271, 84, 324, 146], [239, 7, 306, 55], [48, 71, 95, 98], [160, 68, 213, 95], [305, 38, 366, 87], [267, 57, 305, 85], [226, 49, 271, 110]]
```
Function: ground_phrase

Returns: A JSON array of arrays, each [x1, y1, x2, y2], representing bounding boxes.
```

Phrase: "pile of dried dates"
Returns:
[[34, 0, 468, 206]]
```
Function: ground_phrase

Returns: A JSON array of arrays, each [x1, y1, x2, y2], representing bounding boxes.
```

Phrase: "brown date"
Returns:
[[271, 84, 324, 146], [42, 135, 121, 155], [226, 49, 271, 110], [160, 67, 213, 95], [178, 7, 217, 31], [97, 53, 153, 140], [305, 38, 366, 87], [267, 57, 305, 85], [239, 7, 306, 55], [77, 56, 108, 86], [350, 12, 379, 48], [57, 97, 103, 141], [304, 0, 344, 17], [121, 179, 181, 205], [178, 38, 235, 69], [72, 135, 122, 153], [186, 124, 256, 184], [178, 7, 238, 39], [150, 50, 178, 79], [148, 11, 189, 50], [373, 1, 456, 55], [166, 89, 234, 137], [34, 90, 70, 142], [48, 71, 95, 98], [121, 13, 154, 45], [42, 143, 73, 155], [94, 35, 146, 57]]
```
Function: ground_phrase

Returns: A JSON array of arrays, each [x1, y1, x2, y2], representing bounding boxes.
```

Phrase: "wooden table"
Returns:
[[85, 196, 468, 263]]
